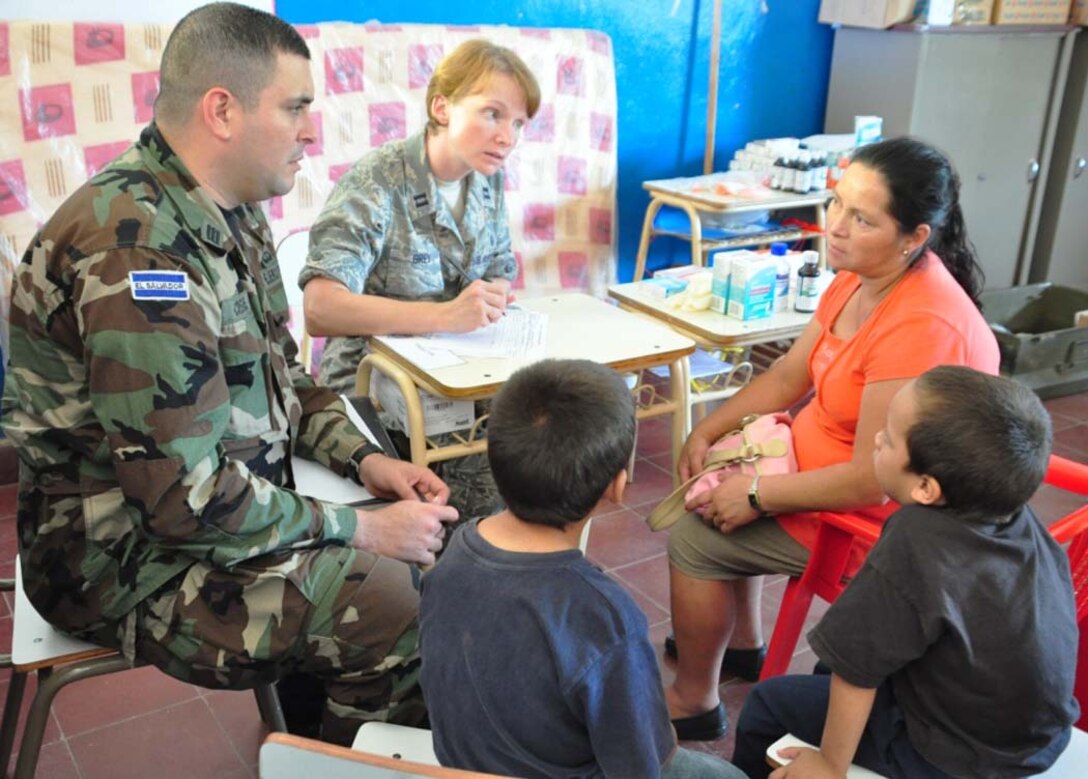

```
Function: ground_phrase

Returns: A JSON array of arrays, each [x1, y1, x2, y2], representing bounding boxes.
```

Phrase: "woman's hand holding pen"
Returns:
[[440, 278, 514, 332]]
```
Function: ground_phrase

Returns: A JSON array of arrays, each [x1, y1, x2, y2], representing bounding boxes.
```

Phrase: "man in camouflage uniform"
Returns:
[[300, 40, 541, 523], [0, 2, 456, 746]]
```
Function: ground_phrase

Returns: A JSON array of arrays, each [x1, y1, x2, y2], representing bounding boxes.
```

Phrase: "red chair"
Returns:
[[760, 454, 1088, 730]]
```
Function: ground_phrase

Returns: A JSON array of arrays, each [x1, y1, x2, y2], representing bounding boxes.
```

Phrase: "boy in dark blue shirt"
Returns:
[[420, 359, 744, 778], [733, 366, 1080, 778]]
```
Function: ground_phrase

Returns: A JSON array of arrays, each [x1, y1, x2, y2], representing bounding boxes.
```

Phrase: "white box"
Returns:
[[371, 370, 474, 437], [819, 0, 954, 28], [727, 254, 778, 321]]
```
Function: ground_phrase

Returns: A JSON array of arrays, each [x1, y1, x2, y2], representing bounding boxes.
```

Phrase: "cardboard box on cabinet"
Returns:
[[818, 0, 954, 28], [954, 0, 995, 24], [992, 0, 1073, 24]]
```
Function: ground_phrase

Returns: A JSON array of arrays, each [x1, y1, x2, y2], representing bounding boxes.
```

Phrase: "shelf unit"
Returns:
[[632, 180, 829, 281]]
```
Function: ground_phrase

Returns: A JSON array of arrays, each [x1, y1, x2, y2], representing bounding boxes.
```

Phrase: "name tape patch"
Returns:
[[129, 271, 190, 301]]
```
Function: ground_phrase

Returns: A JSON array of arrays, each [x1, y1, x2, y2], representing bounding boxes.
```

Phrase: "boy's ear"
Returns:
[[605, 469, 628, 505], [910, 473, 944, 506]]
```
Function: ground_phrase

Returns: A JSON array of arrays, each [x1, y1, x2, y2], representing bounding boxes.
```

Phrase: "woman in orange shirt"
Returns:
[[664, 137, 1000, 741]]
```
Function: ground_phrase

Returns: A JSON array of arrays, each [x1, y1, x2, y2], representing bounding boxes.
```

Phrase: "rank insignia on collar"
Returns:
[[412, 192, 429, 208]]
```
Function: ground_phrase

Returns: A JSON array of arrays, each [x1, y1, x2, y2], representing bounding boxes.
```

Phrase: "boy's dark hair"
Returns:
[[909, 366, 1051, 518], [487, 359, 635, 529]]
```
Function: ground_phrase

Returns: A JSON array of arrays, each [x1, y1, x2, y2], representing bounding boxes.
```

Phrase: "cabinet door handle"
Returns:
[[1027, 159, 1040, 183], [1075, 157, 1087, 179]]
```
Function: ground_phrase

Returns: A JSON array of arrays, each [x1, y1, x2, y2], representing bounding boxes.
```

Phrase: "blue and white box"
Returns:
[[726, 253, 777, 321]]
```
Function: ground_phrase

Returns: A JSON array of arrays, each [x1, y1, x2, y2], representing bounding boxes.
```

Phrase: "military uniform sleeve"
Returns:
[[484, 173, 518, 282], [84, 248, 358, 565], [300, 161, 393, 294], [291, 371, 381, 486]]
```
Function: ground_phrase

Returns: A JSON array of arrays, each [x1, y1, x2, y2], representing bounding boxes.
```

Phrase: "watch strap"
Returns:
[[747, 474, 763, 513]]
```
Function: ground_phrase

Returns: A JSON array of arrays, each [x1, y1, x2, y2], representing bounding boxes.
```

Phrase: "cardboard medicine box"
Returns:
[[954, 0, 995, 24], [992, 0, 1073, 24], [371, 370, 474, 437], [726, 253, 777, 321]]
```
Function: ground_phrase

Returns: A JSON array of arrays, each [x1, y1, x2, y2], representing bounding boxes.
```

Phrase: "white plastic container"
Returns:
[[709, 250, 733, 314]]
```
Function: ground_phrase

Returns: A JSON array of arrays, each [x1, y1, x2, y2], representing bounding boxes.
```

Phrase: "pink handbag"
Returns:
[[646, 412, 797, 531]]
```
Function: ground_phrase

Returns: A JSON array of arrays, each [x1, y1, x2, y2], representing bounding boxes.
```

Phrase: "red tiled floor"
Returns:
[[619, 457, 676, 509], [66, 697, 250, 779], [51, 664, 200, 737], [0, 389, 1081, 777], [200, 689, 269, 769], [0, 484, 17, 519], [1045, 393, 1088, 422], [586, 507, 669, 572]]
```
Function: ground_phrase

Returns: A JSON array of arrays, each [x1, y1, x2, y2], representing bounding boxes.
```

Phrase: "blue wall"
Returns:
[[276, 0, 834, 281]]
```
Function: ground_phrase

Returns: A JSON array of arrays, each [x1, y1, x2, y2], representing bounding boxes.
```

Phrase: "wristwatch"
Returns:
[[747, 474, 763, 513], [348, 443, 380, 485]]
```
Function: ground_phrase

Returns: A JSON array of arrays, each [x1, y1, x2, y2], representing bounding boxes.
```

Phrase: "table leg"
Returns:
[[355, 354, 429, 467], [678, 201, 705, 269], [633, 196, 666, 282], [669, 355, 691, 487]]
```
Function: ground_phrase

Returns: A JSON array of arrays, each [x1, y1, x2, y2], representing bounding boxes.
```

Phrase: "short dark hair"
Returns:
[[908, 366, 1051, 518], [487, 359, 635, 529], [851, 137, 985, 307], [155, 2, 310, 126]]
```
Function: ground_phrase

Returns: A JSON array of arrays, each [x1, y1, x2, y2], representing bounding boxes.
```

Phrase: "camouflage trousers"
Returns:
[[388, 399, 504, 528], [102, 545, 425, 746]]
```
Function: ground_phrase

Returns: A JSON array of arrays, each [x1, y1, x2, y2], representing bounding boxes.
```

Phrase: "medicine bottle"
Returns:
[[794, 251, 821, 313], [769, 242, 790, 313]]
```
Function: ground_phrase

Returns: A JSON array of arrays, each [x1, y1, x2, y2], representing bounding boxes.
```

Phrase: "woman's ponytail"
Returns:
[[851, 137, 985, 307]]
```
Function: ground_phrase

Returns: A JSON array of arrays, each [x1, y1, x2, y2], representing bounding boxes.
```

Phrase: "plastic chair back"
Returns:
[[761, 455, 1088, 687]]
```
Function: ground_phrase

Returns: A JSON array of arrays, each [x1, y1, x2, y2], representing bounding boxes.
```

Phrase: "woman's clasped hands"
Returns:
[[679, 429, 761, 533]]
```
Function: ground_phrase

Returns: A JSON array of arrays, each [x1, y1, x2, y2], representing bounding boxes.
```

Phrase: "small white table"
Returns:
[[609, 281, 813, 351], [609, 281, 813, 423], [355, 293, 696, 483], [634, 177, 829, 282]]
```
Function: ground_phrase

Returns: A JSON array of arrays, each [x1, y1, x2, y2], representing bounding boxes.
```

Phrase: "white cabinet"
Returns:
[[1033, 31, 1088, 290]]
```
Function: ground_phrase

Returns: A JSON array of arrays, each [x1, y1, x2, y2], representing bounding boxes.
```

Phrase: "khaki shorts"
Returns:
[[667, 511, 810, 580]]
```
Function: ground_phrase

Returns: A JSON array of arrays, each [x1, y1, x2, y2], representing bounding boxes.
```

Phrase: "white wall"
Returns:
[[3, 0, 274, 23]]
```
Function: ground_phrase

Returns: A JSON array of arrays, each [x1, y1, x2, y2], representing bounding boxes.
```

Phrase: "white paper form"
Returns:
[[426, 308, 548, 359], [290, 395, 384, 505], [379, 337, 465, 369]]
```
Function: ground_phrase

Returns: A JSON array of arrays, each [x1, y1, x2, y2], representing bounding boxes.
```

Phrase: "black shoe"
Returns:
[[671, 702, 727, 741], [664, 635, 767, 681]]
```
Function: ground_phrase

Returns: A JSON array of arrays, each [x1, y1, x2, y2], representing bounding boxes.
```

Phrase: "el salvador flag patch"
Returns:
[[129, 271, 190, 301]]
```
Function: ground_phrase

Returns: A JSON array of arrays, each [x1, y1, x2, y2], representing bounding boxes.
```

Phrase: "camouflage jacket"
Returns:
[[299, 129, 517, 392], [1, 124, 379, 630]]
